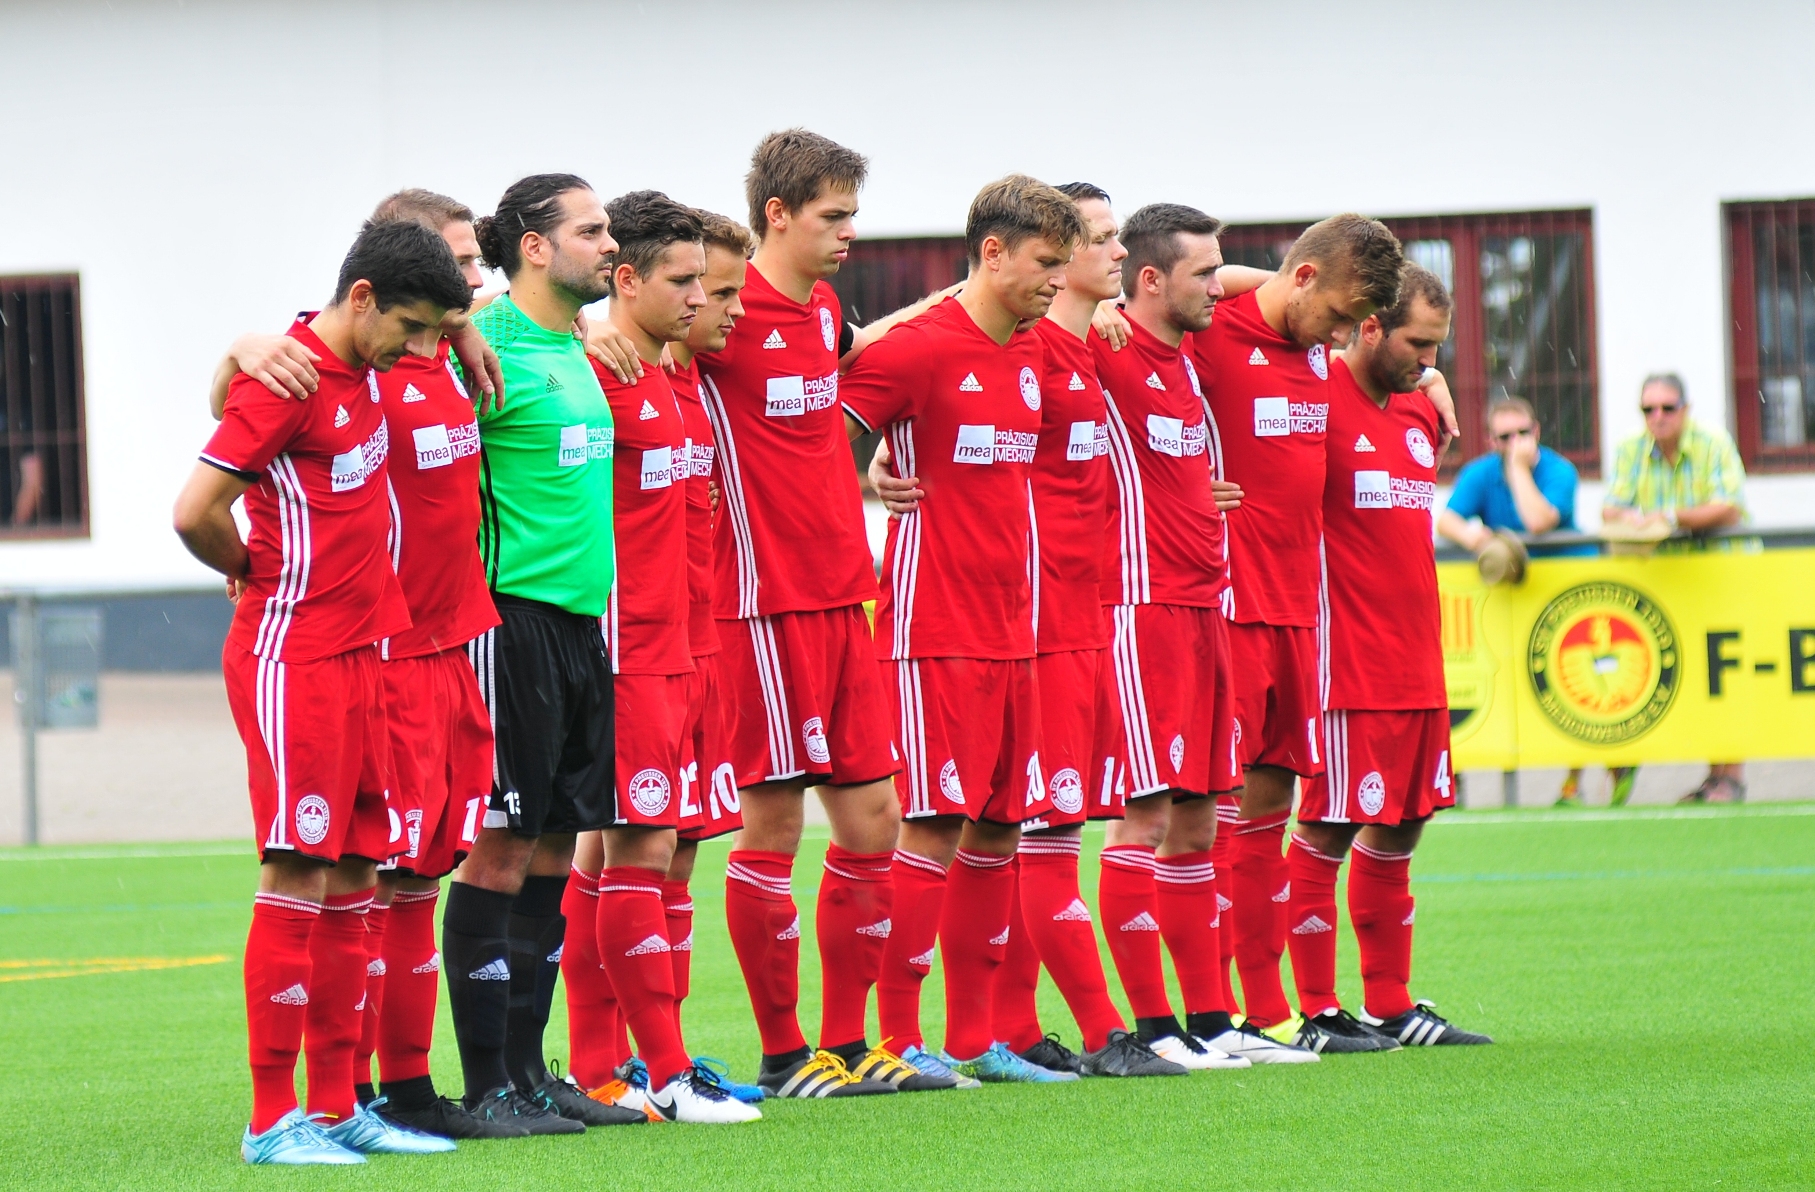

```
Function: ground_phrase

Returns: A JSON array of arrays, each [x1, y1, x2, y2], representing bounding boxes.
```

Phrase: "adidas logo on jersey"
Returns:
[[333, 404, 350, 428], [675, 932, 694, 952], [1354, 434, 1376, 452], [959, 372, 983, 392], [1271, 884, 1291, 903], [638, 399, 659, 420], [1249, 347, 1269, 366], [625, 934, 671, 956], [412, 952, 441, 975], [546, 944, 564, 964], [856, 918, 893, 938], [762, 329, 787, 349], [1403, 909, 1416, 926], [1291, 915, 1333, 935], [1145, 372, 1165, 390], [366, 958, 386, 978], [777, 915, 801, 941], [1216, 893, 1234, 912], [909, 948, 936, 968], [545, 374, 564, 392], [988, 926, 1011, 947], [270, 983, 309, 1006], [1120, 911, 1160, 932], [401, 383, 426, 403], [468, 958, 512, 981], [354, 993, 367, 1012], [1053, 898, 1093, 922], [1068, 372, 1086, 391]]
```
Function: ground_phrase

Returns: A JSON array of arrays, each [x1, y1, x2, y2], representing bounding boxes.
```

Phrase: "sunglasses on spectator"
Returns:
[[1641, 402, 1682, 416], [1493, 426, 1536, 443]]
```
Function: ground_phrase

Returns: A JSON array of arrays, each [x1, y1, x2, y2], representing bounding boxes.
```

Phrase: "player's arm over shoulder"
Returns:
[[839, 320, 928, 435]]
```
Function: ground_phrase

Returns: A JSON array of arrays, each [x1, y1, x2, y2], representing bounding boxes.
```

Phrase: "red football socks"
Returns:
[[596, 867, 690, 1089], [245, 893, 318, 1134], [1154, 850, 1225, 1015], [816, 843, 894, 1049], [353, 899, 388, 1088], [1349, 842, 1416, 1019], [559, 867, 621, 1088], [377, 886, 439, 1085], [1018, 834, 1124, 1051], [303, 887, 373, 1123], [938, 848, 1015, 1061], [1232, 812, 1294, 1027], [1099, 844, 1173, 1020], [724, 849, 807, 1058], [1210, 804, 1240, 1015], [876, 849, 947, 1053], [992, 861, 1045, 1052], [1284, 835, 1345, 1019], [662, 879, 694, 1036]]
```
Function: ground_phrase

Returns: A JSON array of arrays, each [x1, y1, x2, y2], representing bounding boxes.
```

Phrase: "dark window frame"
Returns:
[[1, 273, 91, 539], [1725, 198, 1815, 473]]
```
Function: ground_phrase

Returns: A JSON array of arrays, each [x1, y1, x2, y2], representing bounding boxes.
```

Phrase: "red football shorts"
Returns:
[[887, 656, 1051, 826], [1298, 708, 1454, 825], [1107, 603, 1240, 802], [719, 604, 899, 790], [613, 672, 691, 829], [679, 652, 742, 841], [1226, 621, 1324, 778], [382, 649, 492, 879], [1026, 648, 1122, 828], [224, 640, 395, 865]]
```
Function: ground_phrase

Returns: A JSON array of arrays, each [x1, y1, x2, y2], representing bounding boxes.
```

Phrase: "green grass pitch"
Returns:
[[2, 805, 1810, 1189]]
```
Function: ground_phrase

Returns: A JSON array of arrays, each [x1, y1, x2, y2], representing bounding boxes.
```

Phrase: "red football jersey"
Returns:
[[1030, 317, 1110, 652], [696, 266, 875, 618], [1318, 357, 1445, 710], [670, 360, 720, 657], [840, 299, 1043, 661], [596, 358, 692, 676], [376, 340, 499, 659], [1091, 314, 1227, 610], [1191, 290, 1330, 628], [201, 317, 411, 662]]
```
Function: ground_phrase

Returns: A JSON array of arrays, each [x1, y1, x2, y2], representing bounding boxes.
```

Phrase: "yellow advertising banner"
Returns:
[[1439, 546, 1815, 769]]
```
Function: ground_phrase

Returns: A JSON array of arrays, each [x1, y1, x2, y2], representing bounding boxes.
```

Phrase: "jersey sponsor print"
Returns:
[[696, 267, 875, 618], [1189, 290, 1329, 627], [1030, 319, 1112, 652], [1317, 357, 1445, 710], [840, 299, 1044, 661], [202, 317, 411, 662]]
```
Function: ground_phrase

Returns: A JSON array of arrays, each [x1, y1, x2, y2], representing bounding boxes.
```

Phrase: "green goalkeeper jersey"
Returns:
[[470, 294, 615, 617]]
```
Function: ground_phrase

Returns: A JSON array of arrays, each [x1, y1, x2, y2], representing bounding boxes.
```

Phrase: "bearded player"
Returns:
[[1288, 265, 1493, 1047]]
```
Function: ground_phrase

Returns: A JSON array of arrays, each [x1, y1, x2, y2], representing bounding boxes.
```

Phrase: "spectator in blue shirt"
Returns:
[[1438, 395, 1580, 553]]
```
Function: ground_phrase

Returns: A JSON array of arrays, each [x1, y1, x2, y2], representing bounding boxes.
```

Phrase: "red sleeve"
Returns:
[[200, 372, 311, 479], [838, 323, 927, 432]]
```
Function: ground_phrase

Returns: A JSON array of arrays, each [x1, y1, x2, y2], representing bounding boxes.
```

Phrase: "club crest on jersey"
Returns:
[[1405, 427, 1435, 467], [1248, 347, 1269, 366], [762, 329, 787, 349], [1307, 343, 1329, 379], [1357, 770, 1387, 816], [628, 768, 672, 816], [819, 307, 837, 352], [958, 372, 983, 392], [802, 716, 831, 765], [1019, 365, 1042, 410], [939, 759, 965, 805], [294, 795, 331, 846], [1068, 371, 1086, 391], [1049, 767, 1084, 815], [333, 404, 350, 428], [1169, 735, 1185, 772], [401, 383, 426, 403], [1354, 434, 1376, 452]]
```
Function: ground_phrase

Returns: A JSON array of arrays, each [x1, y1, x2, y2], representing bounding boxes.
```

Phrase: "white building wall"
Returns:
[[1, 0, 1812, 587]]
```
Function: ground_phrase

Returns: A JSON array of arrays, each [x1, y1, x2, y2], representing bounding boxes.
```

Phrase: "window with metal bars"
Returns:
[[1, 275, 89, 537], [1726, 199, 1815, 471], [1217, 209, 1600, 477]]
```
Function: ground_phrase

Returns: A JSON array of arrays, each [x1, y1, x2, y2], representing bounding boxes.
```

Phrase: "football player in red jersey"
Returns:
[[175, 221, 473, 1164], [695, 131, 914, 1098], [1288, 265, 1493, 1048], [842, 175, 1084, 1084]]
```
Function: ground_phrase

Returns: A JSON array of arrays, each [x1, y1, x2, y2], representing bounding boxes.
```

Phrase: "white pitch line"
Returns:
[[1430, 803, 1815, 826]]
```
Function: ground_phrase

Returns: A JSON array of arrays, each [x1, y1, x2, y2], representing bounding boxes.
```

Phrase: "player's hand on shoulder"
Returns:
[[1211, 478, 1244, 512], [1417, 367, 1460, 449], [232, 333, 319, 400], [867, 439, 922, 517], [578, 313, 644, 385], [1092, 300, 1130, 350], [448, 320, 504, 414]]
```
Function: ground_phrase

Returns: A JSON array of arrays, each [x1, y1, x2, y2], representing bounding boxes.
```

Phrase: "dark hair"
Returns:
[[1282, 213, 1405, 309], [603, 191, 704, 297], [964, 174, 1087, 267], [1056, 182, 1111, 205], [1120, 203, 1224, 298], [371, 188, 473, 231], [696, 209, 757, 259], [473, 173, 592, 278], [745, 129, 868, 237], [1375, 263, 1454, 335], [1640, 372, 1687, 405], [331, 219, 471, 313]]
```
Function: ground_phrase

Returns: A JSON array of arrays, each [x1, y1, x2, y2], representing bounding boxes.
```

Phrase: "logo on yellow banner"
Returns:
[[1527, 581, 1681, 744]]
